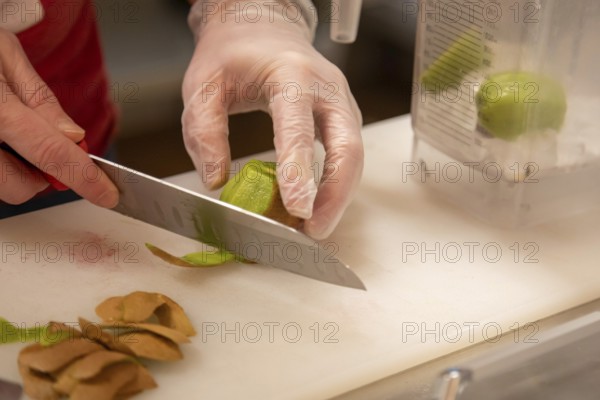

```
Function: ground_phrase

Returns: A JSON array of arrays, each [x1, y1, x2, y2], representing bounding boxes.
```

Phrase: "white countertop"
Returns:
[[1, 114, 600, 399]]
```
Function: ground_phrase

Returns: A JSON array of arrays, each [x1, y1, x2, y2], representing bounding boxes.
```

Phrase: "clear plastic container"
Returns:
[[411, 0, 600, 227]]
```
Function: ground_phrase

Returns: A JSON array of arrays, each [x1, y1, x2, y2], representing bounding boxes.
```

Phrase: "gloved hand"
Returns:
[[183, 0, 364, 239], [0, 28, 118, 208]]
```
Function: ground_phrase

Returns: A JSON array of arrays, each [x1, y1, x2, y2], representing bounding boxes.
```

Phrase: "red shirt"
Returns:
[[16, 0, 117, 156]]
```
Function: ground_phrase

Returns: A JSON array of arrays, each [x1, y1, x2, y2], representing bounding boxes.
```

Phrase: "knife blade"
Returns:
[[91, 155, 365, 290], [0, 378, 22, 400]]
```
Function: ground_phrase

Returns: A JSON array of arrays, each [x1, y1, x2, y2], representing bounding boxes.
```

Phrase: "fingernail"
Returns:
[[57, 119, 85, 136], [287, 204, 313, 220], [204, 165, 224, 190], [36, 181, 50, 193], [282, 184, 317, 220], [96, 189, 119, 208], [283, 190, 315, 219], [304, 220, 330, 240]]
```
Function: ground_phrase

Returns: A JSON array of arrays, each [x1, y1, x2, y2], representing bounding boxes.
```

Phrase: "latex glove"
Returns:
[[182, 0, 364, 239], [0, 29, 118, 207]]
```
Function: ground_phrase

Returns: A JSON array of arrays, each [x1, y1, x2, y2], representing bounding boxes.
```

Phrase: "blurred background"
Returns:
[[96, 0, 418, 177]]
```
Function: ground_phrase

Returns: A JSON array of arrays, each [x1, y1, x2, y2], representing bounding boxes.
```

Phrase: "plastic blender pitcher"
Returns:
[[410, 0, 600, 227]]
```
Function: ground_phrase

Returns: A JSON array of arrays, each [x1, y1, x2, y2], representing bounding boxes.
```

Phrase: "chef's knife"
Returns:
[[0, 378, 22, 400], [91, 155, 365, 290]]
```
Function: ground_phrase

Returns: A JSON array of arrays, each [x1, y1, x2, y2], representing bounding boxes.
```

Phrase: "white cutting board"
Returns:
[[1, 115, 600, 399]]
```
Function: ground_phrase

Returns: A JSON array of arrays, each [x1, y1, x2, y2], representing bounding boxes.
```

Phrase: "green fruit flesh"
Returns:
[[476, 71, 567, 140], [421, 29, 482, 93], [219, 160, 277, 215]]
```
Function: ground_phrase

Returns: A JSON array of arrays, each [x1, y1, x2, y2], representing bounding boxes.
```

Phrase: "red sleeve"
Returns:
[[16, 0, 118, 156]]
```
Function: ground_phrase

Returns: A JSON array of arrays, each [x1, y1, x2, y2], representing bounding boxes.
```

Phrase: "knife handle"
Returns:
[[0, 139, 88, 191]]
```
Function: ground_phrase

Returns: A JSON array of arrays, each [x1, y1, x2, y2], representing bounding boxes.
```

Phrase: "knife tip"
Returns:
[[342, 270, 367, 291], [351, 280, 368, 291]]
